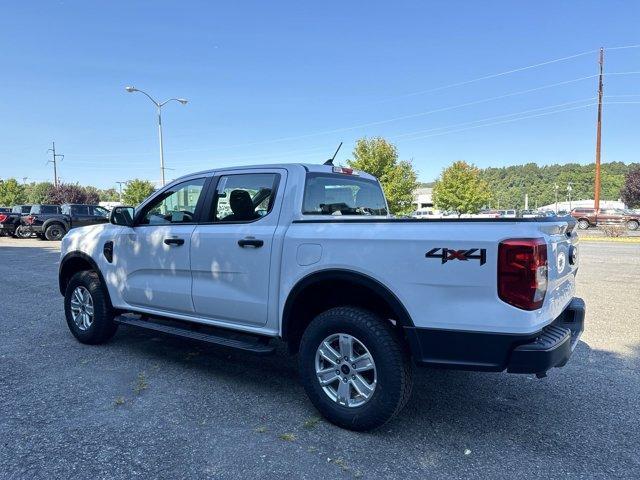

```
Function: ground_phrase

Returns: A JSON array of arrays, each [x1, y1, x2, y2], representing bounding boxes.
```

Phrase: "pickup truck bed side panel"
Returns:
[[280, 220, 577, 335]]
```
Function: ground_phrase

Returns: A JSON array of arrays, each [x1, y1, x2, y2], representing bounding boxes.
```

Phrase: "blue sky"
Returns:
[[0, 1, 639, 188]]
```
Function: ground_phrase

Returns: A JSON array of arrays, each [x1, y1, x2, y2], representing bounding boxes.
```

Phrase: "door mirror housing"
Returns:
[[109, 206, 135, 227]]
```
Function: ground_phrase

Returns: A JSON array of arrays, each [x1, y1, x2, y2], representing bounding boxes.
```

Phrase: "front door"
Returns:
[[117, 177, 207, 315], [191, 170, 284, 327]]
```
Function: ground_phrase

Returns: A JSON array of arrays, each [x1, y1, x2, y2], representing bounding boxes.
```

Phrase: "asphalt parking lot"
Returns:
[[1, 237, 639, 479]]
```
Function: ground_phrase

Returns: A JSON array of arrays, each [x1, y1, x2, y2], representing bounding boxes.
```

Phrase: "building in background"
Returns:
[[412, 187, 433, 211]]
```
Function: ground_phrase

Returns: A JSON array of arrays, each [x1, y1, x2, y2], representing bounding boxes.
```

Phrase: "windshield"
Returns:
[[303, 173, 388, 216]]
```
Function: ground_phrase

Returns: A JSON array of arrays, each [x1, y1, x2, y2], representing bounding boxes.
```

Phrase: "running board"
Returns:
[[115, 315, 276, 355]]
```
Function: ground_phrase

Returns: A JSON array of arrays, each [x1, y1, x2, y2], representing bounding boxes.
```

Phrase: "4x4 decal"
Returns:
[[425, 247, 487, 265]]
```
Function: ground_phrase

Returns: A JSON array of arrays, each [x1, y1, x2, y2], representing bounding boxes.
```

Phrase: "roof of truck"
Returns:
[[184, 163, 379, 182]]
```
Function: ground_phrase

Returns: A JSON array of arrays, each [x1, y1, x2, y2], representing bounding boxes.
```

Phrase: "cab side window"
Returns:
[[211, 174, 278, 223], [139, 178, 205, 225]]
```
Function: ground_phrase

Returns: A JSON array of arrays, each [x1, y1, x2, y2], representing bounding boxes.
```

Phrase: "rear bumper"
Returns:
[[0, 223, 16, 234], [404, 297, 585, 375]]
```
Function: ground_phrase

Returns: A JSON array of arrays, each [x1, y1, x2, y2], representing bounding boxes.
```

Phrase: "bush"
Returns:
[[601, 225, 627, 237]]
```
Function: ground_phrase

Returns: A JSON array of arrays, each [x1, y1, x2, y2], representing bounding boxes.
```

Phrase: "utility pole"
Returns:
[[554, 184, 559, 213], [116, 181, 127, 203], [594, 47, 604, 211], [46, 142, 64, 187]]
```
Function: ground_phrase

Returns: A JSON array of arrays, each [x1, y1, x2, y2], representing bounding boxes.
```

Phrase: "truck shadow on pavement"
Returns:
[[110, 325, 639, 441]]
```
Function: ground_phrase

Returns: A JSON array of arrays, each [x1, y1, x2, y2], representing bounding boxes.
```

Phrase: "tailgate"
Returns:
[[542, 219, 579, 320]]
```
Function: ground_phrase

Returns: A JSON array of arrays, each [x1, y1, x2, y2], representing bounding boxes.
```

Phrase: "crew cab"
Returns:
[[571, 207, 640, 230], [58, 163, 585, 430], [23, 203, 110, 240], [0, 205, 32, 237]]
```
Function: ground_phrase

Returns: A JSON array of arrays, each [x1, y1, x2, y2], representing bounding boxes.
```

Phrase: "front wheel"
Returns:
[[627, 220, 639, 231], [64, 271, 118, 344], [298, 307, 413, 431]]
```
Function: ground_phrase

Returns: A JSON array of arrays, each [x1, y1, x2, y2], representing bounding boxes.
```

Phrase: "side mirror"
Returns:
[[110, 206, 135, 227]]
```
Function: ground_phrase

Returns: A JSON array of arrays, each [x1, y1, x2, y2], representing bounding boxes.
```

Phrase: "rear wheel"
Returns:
[[577, 219, 590, 230], [15, 226, 32, 238], [64, 271, 118, 344], [298, 307, 413, 431], [45, 223, 66, 241], [627, 220, 639, 231]]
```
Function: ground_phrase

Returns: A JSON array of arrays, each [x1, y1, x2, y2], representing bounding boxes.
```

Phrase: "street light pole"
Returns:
[[125, 86, 188, 186], [554, 184, 559, 213]]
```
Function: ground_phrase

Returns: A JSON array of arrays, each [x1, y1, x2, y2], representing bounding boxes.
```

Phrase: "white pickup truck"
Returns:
[[59, 163, 585, 430]]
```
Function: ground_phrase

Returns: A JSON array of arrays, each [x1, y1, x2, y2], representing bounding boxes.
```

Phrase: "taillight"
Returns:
[[25, 215, 36, 225], [0, 214, 7, 222], [498, 238, 548, 310]]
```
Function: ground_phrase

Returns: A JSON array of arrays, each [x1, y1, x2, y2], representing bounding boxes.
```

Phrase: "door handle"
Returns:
[[164, 238, 185, 246], [238, 238, 264, 248]]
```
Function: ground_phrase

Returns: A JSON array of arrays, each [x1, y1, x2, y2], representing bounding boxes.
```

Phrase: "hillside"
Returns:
[[477, 161, 638, 209]]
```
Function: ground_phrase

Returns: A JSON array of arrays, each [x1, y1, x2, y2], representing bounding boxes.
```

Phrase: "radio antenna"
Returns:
[[323, 142, 343, 165]]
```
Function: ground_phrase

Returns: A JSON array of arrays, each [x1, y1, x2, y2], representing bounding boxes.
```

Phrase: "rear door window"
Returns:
[[303, 173, 387, 216]]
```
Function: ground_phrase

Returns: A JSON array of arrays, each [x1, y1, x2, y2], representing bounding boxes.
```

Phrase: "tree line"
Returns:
[[2, 136, 639, 214], [0, 179, 156, 207]]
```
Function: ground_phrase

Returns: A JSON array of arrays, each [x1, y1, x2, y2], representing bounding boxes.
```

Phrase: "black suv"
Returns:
[[22, 204, 110, 240]]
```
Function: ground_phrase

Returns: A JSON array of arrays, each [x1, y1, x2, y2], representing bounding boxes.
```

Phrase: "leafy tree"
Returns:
[[47, 183, 100, 204], [0, 178, 26, 206], [621, 166, 640, 208], [98, 188, 120, 202], [123, 179, 156, 206], [347, 137, 418, 214], [433, 161, 491, 215], [24, 182, 53, 204]]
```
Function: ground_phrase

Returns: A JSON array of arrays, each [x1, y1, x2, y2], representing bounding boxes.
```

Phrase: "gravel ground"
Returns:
[[0, 237, 638, 479]]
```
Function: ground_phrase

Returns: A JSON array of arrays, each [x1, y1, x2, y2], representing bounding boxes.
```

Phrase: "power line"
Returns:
[[374, 49, 600, 103], [392, 98, 597, 140], [156, 75, 600, 155], [394, 103, 597, 142]]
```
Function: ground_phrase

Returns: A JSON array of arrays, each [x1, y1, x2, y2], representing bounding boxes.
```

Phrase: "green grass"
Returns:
[[133, 372, 149, 394]]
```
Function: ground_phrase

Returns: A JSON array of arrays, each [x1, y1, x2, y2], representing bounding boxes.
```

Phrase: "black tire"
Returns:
[[577, 219, 590, 230], [627, 220, 639, 231], [64, 271, 118, 344], [44, 223, 66, 241], [298, 307, 413, 431]]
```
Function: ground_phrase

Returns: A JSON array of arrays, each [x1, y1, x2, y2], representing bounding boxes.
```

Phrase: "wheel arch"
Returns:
[[43, 218, 69, 232], [59, 251, 106, 296], [281, 269, 414, 353]]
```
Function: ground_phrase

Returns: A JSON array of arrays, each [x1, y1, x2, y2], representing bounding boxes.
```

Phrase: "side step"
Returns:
[[115, 315, 276, 355]]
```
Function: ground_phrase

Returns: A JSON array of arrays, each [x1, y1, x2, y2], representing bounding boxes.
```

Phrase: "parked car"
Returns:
[[0, 205, 33, 237], [570, 207, 640, 230], [498, 209, 517, 218], [411, 210, 442, 219], [474, 209, 501, 219], [58, 163, 584, 431], [0, 207, 10, 213], [22, 204, 110, 240]]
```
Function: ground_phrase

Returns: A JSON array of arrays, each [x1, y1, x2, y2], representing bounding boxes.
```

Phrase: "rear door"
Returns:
[[190, 169, 285, 327], [69, 205, 92, 227]]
